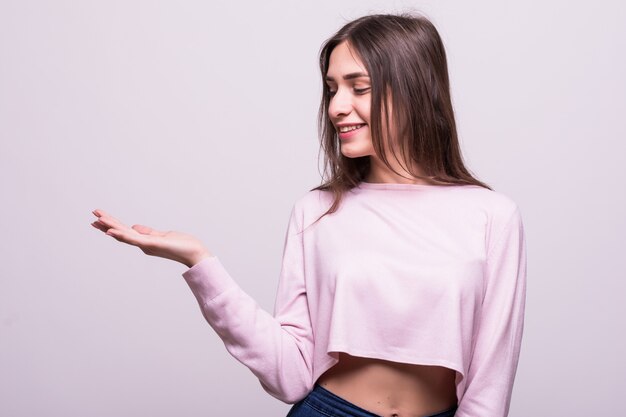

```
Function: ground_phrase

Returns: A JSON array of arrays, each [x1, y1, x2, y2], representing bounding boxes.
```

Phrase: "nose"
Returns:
[[328, 88, 352, 120]]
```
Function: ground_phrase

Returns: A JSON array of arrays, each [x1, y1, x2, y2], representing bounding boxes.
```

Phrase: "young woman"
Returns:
[[91, 13, 527, 417]]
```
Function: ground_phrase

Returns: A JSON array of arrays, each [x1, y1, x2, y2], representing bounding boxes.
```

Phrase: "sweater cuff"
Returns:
[[182, 256, 237, 302]]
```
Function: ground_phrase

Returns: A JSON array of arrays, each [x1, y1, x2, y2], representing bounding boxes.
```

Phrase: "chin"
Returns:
[[341, 150, 369, 159], [340, 144, 374, 159]]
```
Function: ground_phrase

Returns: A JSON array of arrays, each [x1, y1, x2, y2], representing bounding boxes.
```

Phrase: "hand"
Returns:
[[91, 209, 214, 268]]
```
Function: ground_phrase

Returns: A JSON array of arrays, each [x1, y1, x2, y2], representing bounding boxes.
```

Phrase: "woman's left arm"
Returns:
[[456, 206, 528, 417]]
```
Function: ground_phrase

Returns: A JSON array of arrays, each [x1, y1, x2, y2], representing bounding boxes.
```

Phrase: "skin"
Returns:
[[91, 39, 456, 417]]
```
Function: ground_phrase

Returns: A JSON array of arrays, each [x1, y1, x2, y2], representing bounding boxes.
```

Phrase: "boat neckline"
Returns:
[[356, 181, 471, 190]]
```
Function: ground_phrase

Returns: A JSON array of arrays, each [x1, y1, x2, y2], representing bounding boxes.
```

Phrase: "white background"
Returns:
[[1, 0, 624, 416]]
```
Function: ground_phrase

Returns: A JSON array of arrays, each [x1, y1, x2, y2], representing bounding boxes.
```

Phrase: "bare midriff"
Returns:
[[315, 353, 458, 417]]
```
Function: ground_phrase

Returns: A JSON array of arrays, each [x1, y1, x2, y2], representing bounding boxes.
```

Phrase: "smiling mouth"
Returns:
[[338, 124, 366, 133]]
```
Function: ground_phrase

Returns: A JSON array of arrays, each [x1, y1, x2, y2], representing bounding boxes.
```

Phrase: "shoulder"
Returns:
[[449, 185, 523, 246], [283, 188, 335, 233], [453, 185, 521, 224], [292, 188, 334, 214], [462, 186, 525, 254], [457, 185, 518, 213]]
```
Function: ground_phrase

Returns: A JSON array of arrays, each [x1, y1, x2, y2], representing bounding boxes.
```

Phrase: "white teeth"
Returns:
[[338, 124, 364, 133]]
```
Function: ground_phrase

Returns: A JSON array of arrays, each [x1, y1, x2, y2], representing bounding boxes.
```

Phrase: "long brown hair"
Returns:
[[309, 12, 492, 225]]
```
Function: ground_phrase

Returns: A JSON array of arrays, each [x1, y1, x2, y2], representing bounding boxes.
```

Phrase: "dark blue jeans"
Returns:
[[286, 384, 457, 417]]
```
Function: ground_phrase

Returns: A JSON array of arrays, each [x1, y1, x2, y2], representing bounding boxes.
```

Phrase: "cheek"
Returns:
[[359, 102, 371, 123]]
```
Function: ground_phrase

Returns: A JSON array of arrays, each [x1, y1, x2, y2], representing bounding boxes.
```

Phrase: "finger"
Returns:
[[106, 227, 153, 247], [92, 209, 121, 224], [91, 221, 108, 233], [131, 224, 167, 237], [97, 214, 131, 232], [92, 209, 110, 218]]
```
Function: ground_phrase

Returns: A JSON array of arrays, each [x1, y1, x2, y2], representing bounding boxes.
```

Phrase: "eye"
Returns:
[[354, 87, 370, 94], [328, 90, 337, 97]]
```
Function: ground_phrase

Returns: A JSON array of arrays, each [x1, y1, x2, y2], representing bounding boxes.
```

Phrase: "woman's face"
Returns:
[[325, 41, 376, 158]]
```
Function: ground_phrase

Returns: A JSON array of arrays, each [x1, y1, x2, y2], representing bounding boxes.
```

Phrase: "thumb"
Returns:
[[131, 224, 167, 236]]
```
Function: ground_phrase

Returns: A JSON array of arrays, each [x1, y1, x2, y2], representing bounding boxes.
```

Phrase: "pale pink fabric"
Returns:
[[182, 181, 527, 416]]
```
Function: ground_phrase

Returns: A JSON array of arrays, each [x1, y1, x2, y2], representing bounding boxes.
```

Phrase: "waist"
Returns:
[[306, 384, 458, 417], [315, 353, 458, 416]]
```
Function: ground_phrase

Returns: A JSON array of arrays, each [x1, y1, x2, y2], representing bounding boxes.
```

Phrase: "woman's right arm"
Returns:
[[91, 203, 316, 404], [181, 203, 315, 404]]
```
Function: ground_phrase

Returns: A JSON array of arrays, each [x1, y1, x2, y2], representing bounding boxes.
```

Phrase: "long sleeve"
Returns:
[[456, 206, 528, 417], [181, 203, 315, 404]]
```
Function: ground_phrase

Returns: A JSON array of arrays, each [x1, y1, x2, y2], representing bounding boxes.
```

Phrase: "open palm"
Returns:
[[91, 209, 213, 268]]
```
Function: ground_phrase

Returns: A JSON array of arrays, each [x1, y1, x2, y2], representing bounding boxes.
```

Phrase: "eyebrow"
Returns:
[[325, 72, 370, 82]]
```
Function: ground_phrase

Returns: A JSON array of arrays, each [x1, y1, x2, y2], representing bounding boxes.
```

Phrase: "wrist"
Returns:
[[185, 250, 214, 268]]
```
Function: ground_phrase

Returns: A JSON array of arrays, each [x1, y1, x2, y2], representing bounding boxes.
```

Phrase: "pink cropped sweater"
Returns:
[[182, 181, 527, 417]]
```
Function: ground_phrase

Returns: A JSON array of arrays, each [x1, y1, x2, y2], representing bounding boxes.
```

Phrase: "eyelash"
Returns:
[[328, 87, 371, 96]]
